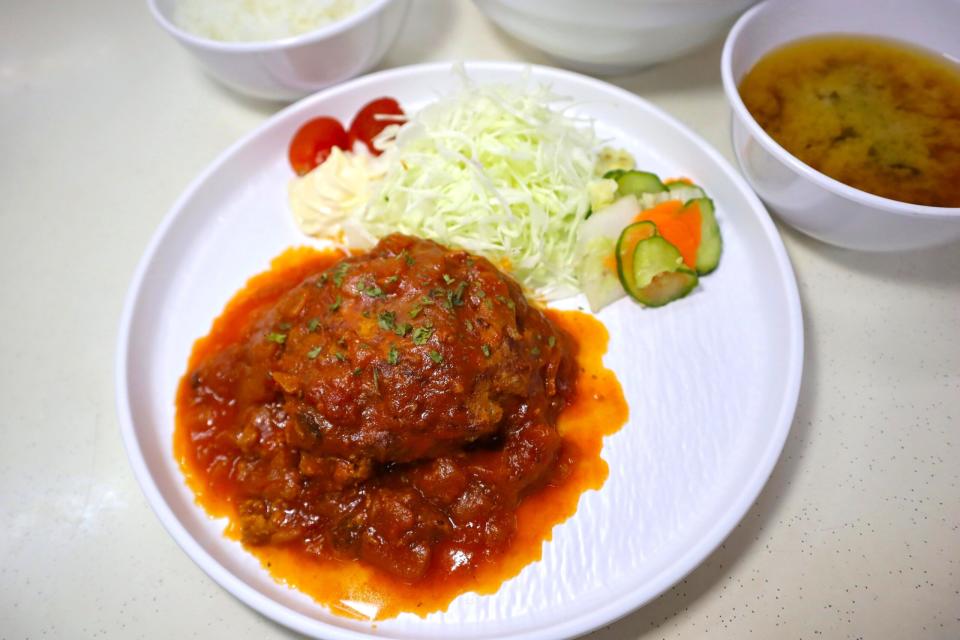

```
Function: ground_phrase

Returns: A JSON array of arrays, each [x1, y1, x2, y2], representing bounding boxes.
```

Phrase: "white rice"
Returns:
[[174, 0, 372, 42]]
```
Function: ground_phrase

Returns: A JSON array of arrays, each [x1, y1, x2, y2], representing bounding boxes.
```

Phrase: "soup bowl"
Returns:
[[721, 0, 960, 251], [147, 0, 410, 101]]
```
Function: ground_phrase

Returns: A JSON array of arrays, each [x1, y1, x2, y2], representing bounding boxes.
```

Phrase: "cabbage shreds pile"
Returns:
[[361, 75, 598, 300]]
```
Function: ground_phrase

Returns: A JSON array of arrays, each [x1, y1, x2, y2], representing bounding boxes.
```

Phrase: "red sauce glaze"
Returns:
[[174, 243, 628, 620]]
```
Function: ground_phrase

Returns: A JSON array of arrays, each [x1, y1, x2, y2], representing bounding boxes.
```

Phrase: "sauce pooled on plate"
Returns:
[[174, 236, 628, 620]]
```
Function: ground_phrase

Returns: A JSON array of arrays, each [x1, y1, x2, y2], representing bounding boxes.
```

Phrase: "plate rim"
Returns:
[[115, 60, 804, 640]]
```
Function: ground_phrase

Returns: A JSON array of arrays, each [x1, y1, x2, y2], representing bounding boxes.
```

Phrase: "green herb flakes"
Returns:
[[548, 335, 557, 348], [331, 263, 350, 287], [387, 346, 399, 365], [266, 332, 287, 345], [395, 322, 412, 337], [377, 311, 396, 331], [442, 274, 455, 285], [481, 344, 491, 357], [411, 326, 433, 345], [307, 318, 320, 332], [428, 350, 443, 364], [359, 279, 384, 298], [451, 281, 467, 306], [306, 346, 323, 360], [329, 295, 342, 312]]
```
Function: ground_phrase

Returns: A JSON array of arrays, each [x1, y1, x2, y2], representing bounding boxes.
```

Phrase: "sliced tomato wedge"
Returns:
[[348, 97, 404, 155], [288, 116, 349, 176]]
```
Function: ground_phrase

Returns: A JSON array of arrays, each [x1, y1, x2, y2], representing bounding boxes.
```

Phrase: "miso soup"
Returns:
[[739, 35, 960, 207]]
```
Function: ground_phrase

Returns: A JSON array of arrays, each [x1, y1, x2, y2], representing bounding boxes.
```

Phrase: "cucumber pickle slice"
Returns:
[[614, 221, 658, 294], [619, 234, 698, 307], [691, 197, 722, 275], [609, 170, 668, 197]]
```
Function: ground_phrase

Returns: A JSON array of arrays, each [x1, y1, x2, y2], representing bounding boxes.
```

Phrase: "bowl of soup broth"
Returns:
[[721, 0, 960, 251]]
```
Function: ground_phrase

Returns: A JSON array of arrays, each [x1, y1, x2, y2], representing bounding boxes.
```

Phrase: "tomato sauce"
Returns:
[[174, 245, 628, 620]]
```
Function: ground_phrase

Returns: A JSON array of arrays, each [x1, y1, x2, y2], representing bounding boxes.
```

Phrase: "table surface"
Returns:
[[2, 1, 958, 638]]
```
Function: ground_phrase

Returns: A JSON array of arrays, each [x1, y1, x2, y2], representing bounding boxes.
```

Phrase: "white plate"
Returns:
[[116, 62, 803, 640]]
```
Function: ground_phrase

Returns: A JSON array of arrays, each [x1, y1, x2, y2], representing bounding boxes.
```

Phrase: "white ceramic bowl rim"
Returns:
[[721, 0, 960, 220], [147, 0, 396, 52]]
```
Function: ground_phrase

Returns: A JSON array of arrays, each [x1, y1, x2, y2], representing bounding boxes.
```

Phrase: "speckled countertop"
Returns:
[[1, 1, 958, 638]]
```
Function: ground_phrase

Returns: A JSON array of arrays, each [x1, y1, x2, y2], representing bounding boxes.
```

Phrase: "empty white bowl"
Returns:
[[722, 0, 960, 251], [472, 0, 759, 75], [147, 0, 410, 101]]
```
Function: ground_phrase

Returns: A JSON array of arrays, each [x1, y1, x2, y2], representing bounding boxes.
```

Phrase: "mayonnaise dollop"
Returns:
[[288, 145, 391, 247]]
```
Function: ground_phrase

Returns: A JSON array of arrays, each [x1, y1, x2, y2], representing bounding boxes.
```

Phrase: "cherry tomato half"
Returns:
[[288, 116, 349, 176], [348, 97, 405, 155]]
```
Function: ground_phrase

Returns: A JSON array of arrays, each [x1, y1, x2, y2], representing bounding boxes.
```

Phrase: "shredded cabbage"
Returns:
[[360, 70, 598, 300]]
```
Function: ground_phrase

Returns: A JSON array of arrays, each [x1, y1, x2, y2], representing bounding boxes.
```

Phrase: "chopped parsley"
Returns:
[[331, 263, 350, 287], [464, 319, 474, 332], [385, 275, 399, 284], [442, 274, 455, 285], [333, 351, 347, 362], [316, 273, 328, 287], [481, 344, 491, 357], [496, 294, 516, 310], [306, 346, 323, 360], [409, 304, 423, 319], [428, 350, 443, 364], [548, 335, 557, 348], [329, 294, 342, 312], [358, 279, 384, 298], [387, 346, 399, 365], [266, 332, 287, 344], [395, 322, 412, 337], [451, 281, 467, 306], [377, 310, 396, 331], [278, 322, 292, 331], [307, 318, 320, 332], [402, 250, 415, 266], [411, 326, 433, 345], [531, 346, 541, 356], [352, 367, 362, 376]]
